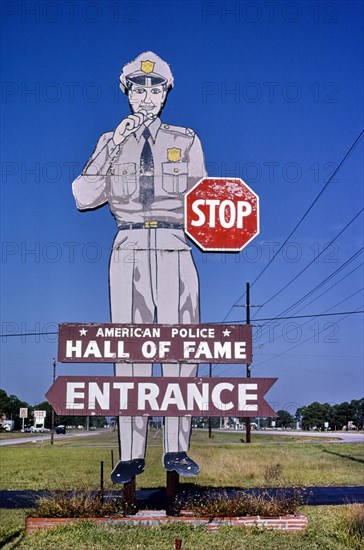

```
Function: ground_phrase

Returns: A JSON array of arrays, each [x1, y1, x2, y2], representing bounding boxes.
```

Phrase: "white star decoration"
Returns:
[[79, 328, 88, 336], [222, 329, 231, 337]]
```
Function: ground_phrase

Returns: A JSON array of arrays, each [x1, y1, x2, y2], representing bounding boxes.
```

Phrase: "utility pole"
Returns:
[[50, 358, 56, 445], [245, 282, 251, 444]]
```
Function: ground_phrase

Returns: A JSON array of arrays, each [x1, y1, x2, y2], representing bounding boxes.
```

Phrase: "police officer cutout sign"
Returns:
[[50, 51, 270, 484]]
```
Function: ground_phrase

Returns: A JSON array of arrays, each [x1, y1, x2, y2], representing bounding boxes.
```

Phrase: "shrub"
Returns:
[[32, 489, 135, 518], [343, 504, 364, 547], [179, 489, 302, 519]]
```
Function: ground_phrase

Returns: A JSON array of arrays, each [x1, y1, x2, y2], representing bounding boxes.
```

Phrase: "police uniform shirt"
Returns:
[[73, 117, 206, 228]]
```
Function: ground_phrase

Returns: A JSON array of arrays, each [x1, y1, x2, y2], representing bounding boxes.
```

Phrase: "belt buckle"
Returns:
[[144, 221, 158, 228]]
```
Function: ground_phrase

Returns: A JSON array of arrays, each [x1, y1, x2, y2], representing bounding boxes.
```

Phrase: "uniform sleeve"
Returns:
[[186, 132, 207, 188], [72, 133, 118, 210]]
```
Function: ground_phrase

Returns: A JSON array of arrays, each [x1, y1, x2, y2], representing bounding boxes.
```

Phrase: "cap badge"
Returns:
[[141, 60, 155, 74], [167, 148, 181, 162]]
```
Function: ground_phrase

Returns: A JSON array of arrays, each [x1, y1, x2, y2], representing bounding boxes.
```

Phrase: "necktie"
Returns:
[[139, 127, 154, 208]]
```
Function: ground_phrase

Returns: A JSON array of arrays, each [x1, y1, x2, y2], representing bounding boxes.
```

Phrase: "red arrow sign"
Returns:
[[185, 177, 259, 252], [46, 376, 277, 417]]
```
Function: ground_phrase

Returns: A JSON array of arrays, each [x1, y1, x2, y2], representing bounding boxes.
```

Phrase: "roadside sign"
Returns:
[[185, 177, 259, 252], [34, 410, 46, 419], [46, 376, 277, 417], [19, 408, 28, 418], [58, 323, 253, 364]]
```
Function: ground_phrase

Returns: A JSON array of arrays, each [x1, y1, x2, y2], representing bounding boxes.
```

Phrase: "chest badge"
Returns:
[[167, 148, 182, 162]]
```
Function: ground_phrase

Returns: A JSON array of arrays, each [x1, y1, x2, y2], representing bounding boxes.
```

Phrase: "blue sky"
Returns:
[[1, 0, 363, 413]]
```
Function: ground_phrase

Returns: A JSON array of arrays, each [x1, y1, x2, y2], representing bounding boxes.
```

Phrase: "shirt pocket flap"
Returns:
[[162, 161, 188, 176], [113, 162, 137, 176]]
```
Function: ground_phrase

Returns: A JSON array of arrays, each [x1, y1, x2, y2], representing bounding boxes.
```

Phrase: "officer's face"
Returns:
[[129, 84, 166, 117]]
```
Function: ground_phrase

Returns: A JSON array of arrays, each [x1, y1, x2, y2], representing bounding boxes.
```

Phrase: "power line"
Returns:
[[0, 332, 58, 338], [252, 303, 364, 369], [211, 288, 364, 379], [252, 207, 363, 315], [253, 310, 363, 321], [2, 307, 363, 339], [270, 250, 364, 321], [222, 129, 364, 322], [251, 287, 363, 349], [249, 253, 363, 341]]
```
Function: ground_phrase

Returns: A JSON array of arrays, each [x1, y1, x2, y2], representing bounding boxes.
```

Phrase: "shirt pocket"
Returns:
[[110, 162, 137, 197], [162, 162, 188, 194]]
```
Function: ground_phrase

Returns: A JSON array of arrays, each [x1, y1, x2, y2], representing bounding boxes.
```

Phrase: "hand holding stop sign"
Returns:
[[185, 178, 260, 251]]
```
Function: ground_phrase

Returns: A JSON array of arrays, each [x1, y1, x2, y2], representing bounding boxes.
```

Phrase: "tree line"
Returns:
[[0, 389, 106, 430], [1, 388, 363, 431]]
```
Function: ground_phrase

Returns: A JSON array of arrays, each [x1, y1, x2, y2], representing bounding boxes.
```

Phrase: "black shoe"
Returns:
[[111, 459, 145, 484], [163, 452, 200, 476]]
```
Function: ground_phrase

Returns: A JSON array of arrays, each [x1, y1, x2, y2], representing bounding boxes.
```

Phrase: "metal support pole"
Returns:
[[208, 363, 212, 438], [100, 461, 104, 504], [245, 283, 251, 444], [50, 358, 56, 445], [166, 471, 180, 516], [123, 478, 137, 512]]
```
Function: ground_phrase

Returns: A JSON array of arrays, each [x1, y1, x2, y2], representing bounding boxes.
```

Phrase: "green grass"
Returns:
[[1, 431, 363, 548], [1, 506, 363, 549], [0, 430, 362, 490]]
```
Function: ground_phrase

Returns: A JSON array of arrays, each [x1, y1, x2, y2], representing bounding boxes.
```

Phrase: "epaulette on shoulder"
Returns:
[[102, 131, 114, 140], [160, 123, 195, 138]]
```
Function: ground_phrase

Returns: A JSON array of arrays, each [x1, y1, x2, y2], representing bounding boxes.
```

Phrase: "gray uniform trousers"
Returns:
[[110, 227, 199, 461]]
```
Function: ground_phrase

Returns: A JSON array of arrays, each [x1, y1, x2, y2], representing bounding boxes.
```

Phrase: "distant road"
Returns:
[[206, 428, 363, 444], [0, 429, 106, 447], [1, 429, 363, 446], [224, 429, 364, 444]]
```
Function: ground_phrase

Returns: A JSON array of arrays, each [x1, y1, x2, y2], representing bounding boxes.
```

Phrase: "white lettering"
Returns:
[[219, 200, 236, 228], [214, 342, 232, 358], [66, 340, 82, 358], [117, 340, 130, 358], [66, 382, 85, 409], [235, 342, 247, 359], [238, 383, 258, 411], [159, 341, 171, 358], [236, 201, 252, 227], [160, 383, 186, 410], [187, 383, 209, 411], [113, 382, 134, 410], [191, 199, 252, 229], [183, 341, 196, 358], [88, 382, 110, 410], [104, 341, 116, 358], [84, 340, 102, 358], [191, 199, 206, 226], [142, 341, 157, 358], [195, 341, 213, 359], [211, 383, 234, 411], [138, 383, 160, 410]]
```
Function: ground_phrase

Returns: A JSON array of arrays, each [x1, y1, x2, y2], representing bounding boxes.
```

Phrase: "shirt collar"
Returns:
[[134, 116, 161, 143]]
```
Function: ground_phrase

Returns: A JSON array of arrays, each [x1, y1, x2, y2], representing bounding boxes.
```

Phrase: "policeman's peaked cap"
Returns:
[[120, 51, 174, 93]]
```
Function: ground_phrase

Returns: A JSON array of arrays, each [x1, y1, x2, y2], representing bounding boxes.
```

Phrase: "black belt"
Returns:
[[118, 221, 184, 230]]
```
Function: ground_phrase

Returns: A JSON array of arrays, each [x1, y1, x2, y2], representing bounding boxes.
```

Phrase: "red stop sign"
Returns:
[[185, 178, 260, 252]]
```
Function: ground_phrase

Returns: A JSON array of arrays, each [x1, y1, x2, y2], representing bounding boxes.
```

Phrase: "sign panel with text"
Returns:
[[46, 376, 277, 417], [58, 323, 253, 364], [185, 177, 260, 252]]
